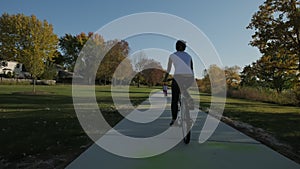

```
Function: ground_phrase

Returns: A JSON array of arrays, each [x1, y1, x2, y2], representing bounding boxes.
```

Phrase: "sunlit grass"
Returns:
[[199, 93, 300, 156], [2, 85, 299, 165]]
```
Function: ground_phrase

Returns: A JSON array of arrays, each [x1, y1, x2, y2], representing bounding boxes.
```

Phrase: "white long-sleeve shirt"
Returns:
[[169, 51, 194, 75]]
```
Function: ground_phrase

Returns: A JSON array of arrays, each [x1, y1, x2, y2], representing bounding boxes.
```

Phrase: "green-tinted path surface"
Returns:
[[67, 91, 299, 169]]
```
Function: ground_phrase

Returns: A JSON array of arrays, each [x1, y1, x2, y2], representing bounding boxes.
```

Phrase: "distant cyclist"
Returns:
[[164, 40, 194, 126]]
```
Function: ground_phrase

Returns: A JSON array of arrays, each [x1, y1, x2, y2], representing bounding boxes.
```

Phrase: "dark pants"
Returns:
[[171, 75, 194, 120]]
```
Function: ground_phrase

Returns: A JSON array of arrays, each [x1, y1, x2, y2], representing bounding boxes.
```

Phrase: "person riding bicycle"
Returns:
[[164, 40, 194, 126]]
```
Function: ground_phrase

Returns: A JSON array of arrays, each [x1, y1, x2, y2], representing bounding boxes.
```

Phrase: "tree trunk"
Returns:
[[298, 55, 300, 72], [137, 75, 140, 88], [33, 78, 36, 93]]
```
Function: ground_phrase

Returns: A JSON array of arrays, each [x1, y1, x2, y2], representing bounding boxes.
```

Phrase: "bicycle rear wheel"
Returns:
[[181, 99, 191, 144]]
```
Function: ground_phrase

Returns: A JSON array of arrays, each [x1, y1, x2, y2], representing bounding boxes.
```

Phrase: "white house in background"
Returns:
[[0, 60, 30, 78]]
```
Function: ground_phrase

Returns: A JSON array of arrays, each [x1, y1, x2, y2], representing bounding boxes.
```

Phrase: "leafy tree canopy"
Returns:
[[247, 0, 300, 70], [0, 13, 58, 79]]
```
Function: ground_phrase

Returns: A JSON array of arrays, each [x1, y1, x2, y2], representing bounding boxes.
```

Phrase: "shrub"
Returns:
[[228, 86, 299, 106], [0, 78, 31, 85], [294, 85, 300, 106]]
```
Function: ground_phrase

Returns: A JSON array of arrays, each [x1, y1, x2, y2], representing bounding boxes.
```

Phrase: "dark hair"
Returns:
[[176, 40, 186, 51]]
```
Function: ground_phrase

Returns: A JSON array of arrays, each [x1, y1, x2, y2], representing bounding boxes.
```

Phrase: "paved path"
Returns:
[[67, 91, 299, 169]]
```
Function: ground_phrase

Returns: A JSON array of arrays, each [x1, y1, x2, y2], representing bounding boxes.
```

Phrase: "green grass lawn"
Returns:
[[199, 93, 300, 159], [0, 85, 85, 166], [0, 85, 155, 167], [1, 85, 299, 166]]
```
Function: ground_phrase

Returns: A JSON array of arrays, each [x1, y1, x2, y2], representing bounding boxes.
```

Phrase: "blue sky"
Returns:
[[0, 0, 265, 77]]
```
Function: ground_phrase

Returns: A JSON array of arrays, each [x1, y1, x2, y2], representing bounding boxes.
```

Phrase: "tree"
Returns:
[[96, 40, 130, 85], [225, 66, 241, 89], [59, 32, 94, 71], [40, 61, 57, 80], [247, 0, 300, 71], [112, 57, 134, 85], [52, 50, 65, 66], [197, 69, 211, 93], [198, 65, 226, 94], [240, 64, 260, 87], [0, 13, 58, 92], [132, 51, 148, 87], [141, 59, 164, 87], [241, 50, 298, 92], [75, 33, 105, 84]]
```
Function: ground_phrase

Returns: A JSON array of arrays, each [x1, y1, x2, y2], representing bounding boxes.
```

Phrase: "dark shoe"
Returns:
[[170, 119, 176, 126]]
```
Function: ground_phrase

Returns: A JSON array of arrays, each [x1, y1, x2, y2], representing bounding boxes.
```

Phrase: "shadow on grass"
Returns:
[[0, 91, 126, 166], [0, 94, 89, 162], [0, 85, 154, 166]]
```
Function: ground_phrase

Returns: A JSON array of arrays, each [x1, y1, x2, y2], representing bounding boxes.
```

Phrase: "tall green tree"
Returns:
[[59, 32, 93, 71], [241, 50, 298, 92], [0, 13, 58, 92], [240, 63, 260, 87], [40, 61, 57, 80], [247, 0, 300, 71], [257, 52, 297, 93], [74, 33, 105, 84], [52, 50, 65, 66], [96, 40, 130, 85]]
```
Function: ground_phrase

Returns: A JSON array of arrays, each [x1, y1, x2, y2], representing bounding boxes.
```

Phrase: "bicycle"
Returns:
[[164, 78, 193, 144]]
